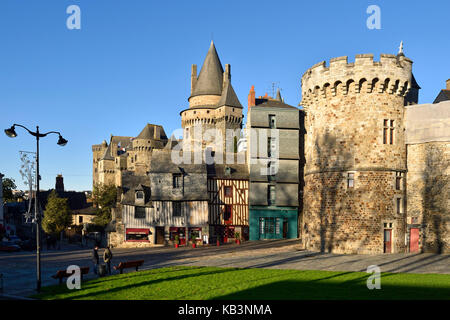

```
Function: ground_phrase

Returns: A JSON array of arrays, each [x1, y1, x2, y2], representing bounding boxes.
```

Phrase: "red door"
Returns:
[[410, 228, 419, 253], [384, 229, 392, 253]]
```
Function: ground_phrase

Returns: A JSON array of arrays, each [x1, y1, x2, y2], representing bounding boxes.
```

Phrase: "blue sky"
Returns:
[[0, 0, 449, 191]]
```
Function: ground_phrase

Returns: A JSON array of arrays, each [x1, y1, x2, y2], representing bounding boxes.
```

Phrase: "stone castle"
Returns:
[[92, 42, 449, 254], [301, 51, 448, 254], [181, 42, 244, 153]]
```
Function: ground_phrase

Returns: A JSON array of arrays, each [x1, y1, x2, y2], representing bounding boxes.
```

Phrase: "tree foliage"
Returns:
[[92, 184, 117, 227], [2, 177, 17, 202], [42, 190, 72, 236]]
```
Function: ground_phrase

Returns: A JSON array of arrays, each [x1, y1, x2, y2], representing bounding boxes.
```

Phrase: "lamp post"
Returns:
[[4, 124, 67, 292]]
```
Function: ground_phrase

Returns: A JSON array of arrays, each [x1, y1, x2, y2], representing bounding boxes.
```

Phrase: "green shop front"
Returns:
[[249, 207, 298, 240]]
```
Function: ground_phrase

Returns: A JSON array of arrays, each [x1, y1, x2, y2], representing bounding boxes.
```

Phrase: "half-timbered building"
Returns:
[[207, 161, 249, 242], [108, 149, 209, 247]]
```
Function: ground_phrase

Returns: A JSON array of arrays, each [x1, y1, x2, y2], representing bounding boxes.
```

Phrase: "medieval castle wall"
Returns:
[[301, 54, 417, 254], [405, 101, 450, 253]]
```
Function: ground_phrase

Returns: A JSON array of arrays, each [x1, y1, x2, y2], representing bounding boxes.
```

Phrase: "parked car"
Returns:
[[8, 235, 23, 245], [0, 241, 21, 252]]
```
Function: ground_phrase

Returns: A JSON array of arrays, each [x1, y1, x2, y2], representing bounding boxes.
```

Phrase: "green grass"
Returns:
[[32, 266, 450, 300]]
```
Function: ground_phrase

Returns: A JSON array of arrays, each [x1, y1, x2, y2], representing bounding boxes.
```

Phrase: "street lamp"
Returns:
[[4, 124, 68, 292]]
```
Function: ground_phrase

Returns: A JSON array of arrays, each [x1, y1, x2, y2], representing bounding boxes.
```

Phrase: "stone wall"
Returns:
[[406, 142, 449, 253], [181, 105, 243, 152], [405, 101, 449, 253]]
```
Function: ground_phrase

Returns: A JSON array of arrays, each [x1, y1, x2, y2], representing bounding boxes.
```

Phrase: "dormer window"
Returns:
[[136, 191, 144, 200]]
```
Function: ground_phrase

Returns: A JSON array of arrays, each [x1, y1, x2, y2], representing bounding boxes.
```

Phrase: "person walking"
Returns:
[[92, 245, 99, 275], [103, 245, 113, 275]]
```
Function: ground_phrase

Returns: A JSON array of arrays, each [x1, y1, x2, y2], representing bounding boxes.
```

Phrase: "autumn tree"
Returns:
[[2, 177, 17, 202], [42, 190, 72, 248], [92, 184, 117, 227]]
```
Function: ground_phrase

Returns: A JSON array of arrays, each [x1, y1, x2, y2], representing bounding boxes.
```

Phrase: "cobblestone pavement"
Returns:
[[0, 239, 448, 298]]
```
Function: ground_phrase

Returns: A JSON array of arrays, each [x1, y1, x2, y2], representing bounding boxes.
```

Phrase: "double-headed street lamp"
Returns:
[[4, 124, 67, 292]]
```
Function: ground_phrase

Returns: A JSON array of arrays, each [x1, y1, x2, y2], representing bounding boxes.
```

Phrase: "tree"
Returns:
[[92, 184, 117, 227], [42, 190, 72, 247], [2, 177, 17, 202]]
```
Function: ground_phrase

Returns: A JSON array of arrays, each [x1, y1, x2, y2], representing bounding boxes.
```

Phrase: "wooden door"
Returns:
[[156, 227, 165, 245], [283, 220, 288, 239], [384, 229, 392, 253], [409, 228, 419, 253]]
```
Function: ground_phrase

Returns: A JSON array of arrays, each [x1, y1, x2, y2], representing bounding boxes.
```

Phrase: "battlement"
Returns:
[[301, 54, 414, 105]]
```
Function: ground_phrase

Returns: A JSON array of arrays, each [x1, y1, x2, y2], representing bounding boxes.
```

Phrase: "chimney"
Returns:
[[55, 174, 64, 193], [446, 79, 450, 90], [223, 64, 231, 88], [154, 126, 160, 140], [191, 64, 197, 95], [248, 85, 256, 108]]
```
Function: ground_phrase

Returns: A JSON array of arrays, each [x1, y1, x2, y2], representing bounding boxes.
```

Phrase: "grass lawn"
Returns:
[[32, 266, 450, 300]]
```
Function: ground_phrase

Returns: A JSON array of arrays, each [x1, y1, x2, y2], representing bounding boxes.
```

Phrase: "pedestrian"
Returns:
[[103, 245, 113, 275], [92, 245, 99, 275], [304, 223, 310, 250]]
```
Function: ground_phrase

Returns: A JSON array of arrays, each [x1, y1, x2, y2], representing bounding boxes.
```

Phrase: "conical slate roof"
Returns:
[[191, 41, 224, 97], [101, 144, 114, 161], [218, 80, 243, 108]]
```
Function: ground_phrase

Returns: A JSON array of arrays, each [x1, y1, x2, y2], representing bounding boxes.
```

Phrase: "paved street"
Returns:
[[0, 239, 449, 298]]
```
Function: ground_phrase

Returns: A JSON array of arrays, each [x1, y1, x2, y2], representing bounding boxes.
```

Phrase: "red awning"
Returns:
[[126, 228, 149, 235]]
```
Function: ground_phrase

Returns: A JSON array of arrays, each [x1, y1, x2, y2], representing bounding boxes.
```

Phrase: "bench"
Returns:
[[113, 260, 144, 274], [51, 266, 90, 284]]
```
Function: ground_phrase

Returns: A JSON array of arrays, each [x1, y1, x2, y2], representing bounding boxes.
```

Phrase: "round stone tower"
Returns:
[[181, 41, 243, 154], [300, 52, 419, 254]]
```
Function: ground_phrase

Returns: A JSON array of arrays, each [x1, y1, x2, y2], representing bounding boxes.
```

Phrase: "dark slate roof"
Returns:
[[411, 73, 421, 89], [433, 90, 450, 104], [254, 99, 298, 110], [136, 124, 168, 140], [207, 163, 249, 180], [72, 203, 95, 215], [149, 150, 206, 173], [102, 136, 134, 160], [39, 190, 90, 211], [111, 136, 134, 149], [120, 172, 152, 206], [191, 41, 224, 97], [136, 124, 155, 139], [217, 80, 243, 108], [101, 143, 114, 161], [163, 136, 180, 151]]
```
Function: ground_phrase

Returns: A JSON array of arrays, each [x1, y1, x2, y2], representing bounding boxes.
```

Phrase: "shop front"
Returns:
[[169, 227, 203, 245], [249, 207, 298, 241], [125, 228, 150, 242]]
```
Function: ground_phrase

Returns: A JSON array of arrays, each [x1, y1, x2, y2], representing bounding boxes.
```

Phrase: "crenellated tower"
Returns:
[[300, 52, 420, 254], [180, 41, 244, 153]]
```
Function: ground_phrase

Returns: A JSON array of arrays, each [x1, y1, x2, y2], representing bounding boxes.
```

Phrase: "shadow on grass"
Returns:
[[34, 267, 237, 300], [212, 278, 450, 300]]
